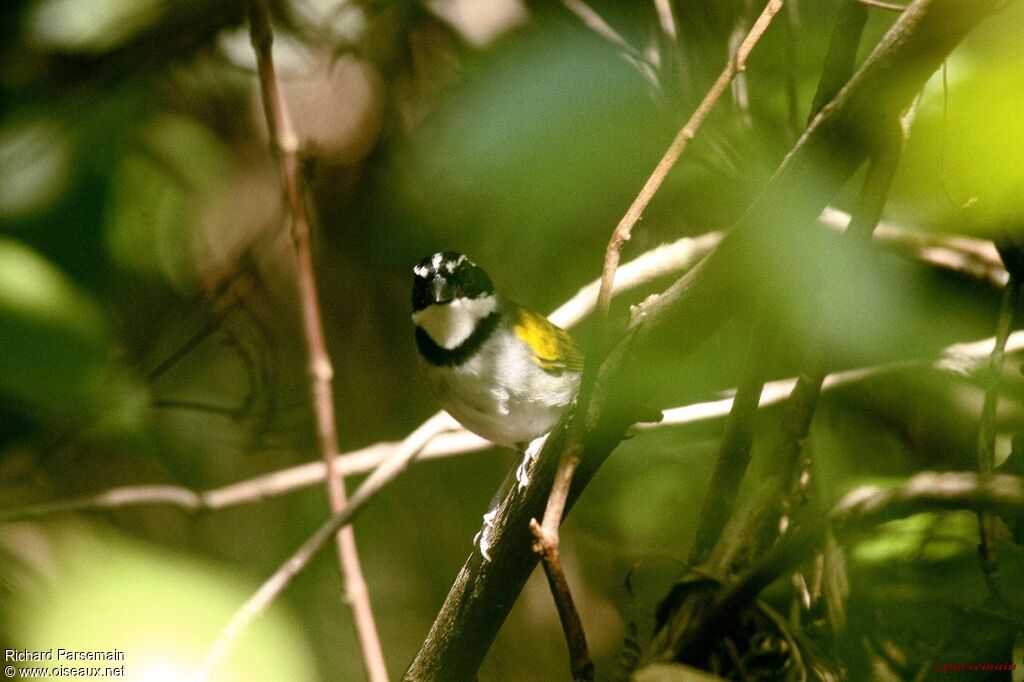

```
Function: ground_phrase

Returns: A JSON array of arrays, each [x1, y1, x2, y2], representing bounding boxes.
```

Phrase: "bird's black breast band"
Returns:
[[416, 311, 500, 367]]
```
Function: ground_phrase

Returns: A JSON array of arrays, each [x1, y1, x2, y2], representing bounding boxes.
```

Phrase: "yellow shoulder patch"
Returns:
[[513, 306, 584, 374]]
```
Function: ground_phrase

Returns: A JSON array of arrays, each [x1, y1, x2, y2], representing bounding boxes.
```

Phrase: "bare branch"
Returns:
[[531, 4, 786, 675], [246, 1, 386, 678], [193, 415, 445, 681], [595, 0, 785, 327], [5, 322, 1021, 526], [833, 472, 1024, 525]]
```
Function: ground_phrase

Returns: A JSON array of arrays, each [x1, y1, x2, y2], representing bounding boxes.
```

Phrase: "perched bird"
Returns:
[[411, 251, 584, 448]]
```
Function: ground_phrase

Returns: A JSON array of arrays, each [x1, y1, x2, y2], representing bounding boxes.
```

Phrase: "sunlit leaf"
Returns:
[[0, 238, 105, 413], [6, 524, 317, 682], [26, 0, 164, 53], [0, 120, 72, 219]]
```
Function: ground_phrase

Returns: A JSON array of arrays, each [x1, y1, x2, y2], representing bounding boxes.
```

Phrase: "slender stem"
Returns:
[[975, 274, 1019, 589], [689, 355, 769, 565], [530, 466, 594, 682], [595, 0, 785, 327], [246, 2, 387, 680], [530, 3, 787, 673]]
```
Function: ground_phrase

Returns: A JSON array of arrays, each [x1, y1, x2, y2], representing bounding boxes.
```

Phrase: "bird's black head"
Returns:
[[412, 251, 495, 311]]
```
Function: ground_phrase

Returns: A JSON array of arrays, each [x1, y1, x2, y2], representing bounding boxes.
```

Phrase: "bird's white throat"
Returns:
[[412, 295, 497, 349]]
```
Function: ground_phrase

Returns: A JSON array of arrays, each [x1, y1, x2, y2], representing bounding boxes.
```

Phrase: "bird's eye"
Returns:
[[454, 263, 493, 298]]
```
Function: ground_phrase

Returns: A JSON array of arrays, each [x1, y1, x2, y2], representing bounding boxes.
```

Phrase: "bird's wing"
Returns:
[[512, 305, 584, 374]]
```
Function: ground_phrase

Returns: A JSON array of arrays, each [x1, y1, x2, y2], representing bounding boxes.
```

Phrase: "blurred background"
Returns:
[[2, 0, 1024, 679]]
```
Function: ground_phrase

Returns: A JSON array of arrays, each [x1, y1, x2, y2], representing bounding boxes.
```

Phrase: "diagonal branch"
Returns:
[[246, 1, 386, 679], [690, 0, 870, 567], [192, 415, 447, 682], [530, 3, 786, 678]]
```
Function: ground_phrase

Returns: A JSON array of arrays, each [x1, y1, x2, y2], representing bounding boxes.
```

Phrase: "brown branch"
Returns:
[[595, 0, 785, 327], [529, 3, 786, 675], [531, 502, 594, 682], [245, 2, 387, 680]]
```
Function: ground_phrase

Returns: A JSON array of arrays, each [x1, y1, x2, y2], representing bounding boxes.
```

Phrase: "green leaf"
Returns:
[[0, 237, 107, 417], [7, 525, 317, 681]]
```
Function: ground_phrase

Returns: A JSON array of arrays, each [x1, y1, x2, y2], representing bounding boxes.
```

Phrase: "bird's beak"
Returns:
[[431, 276, 455, 304]]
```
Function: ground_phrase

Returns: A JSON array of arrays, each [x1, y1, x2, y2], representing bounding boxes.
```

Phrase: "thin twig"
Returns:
[[192, 416, 444, 681], [531, 481, 595, 681], [531, 3, 787, 674], [858, 0, 908, 11], [596, 0, 785, 326], [246, 2, 386, 679]]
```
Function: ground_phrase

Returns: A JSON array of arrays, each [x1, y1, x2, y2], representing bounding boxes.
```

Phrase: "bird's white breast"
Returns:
[[420, 319, 579, 446], [411, 295, 497, 349]]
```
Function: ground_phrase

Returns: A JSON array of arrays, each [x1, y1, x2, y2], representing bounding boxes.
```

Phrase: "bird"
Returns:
[[411, 251, 584, 449]]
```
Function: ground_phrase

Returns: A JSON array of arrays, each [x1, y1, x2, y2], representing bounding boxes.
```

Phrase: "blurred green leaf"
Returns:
[[105, 114, 230, 291], [26, 0, 164, 53], [0, 119, 72, 220], [7, 524, 317, 682], [0, 237, 106, 415], [402, 26, 661, 251], [851, 511, 976, 565]]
